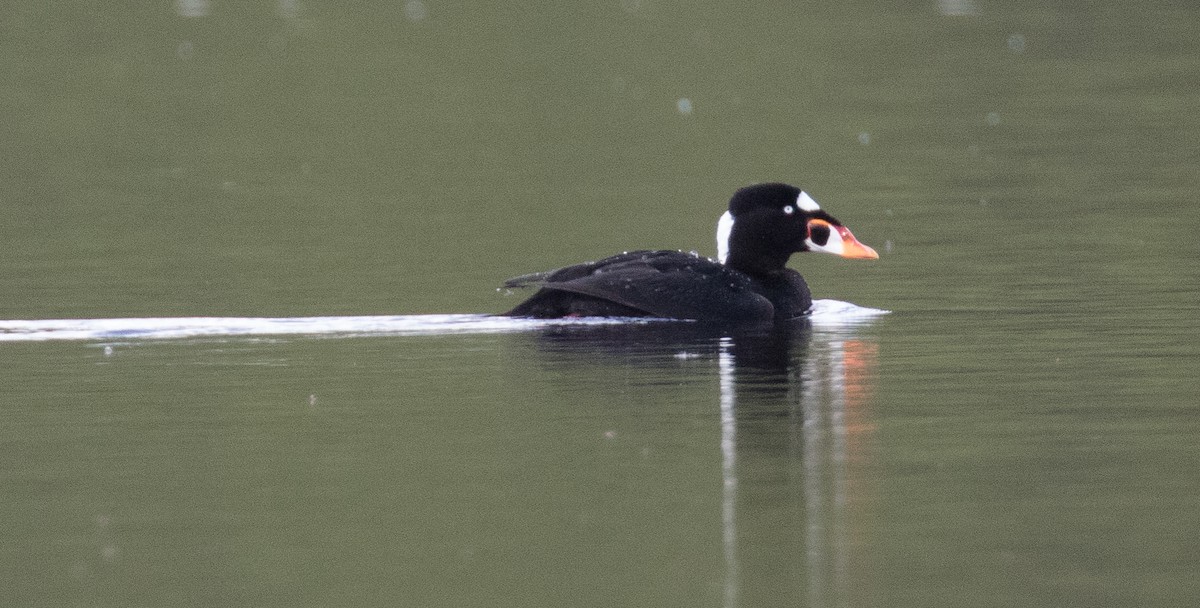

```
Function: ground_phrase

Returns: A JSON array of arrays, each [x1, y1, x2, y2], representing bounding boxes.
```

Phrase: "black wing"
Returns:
[[503, 250, 775, 322]]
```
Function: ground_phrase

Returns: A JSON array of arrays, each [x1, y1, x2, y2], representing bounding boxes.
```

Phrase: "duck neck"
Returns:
[[724, 251, 791, 278]]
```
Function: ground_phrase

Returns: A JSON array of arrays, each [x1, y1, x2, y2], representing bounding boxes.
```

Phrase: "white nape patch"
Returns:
[[797, 191, 821, 211], [716, 210, 734, 264]]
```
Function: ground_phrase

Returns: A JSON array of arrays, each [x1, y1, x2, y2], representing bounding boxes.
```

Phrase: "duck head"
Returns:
[[716, 183, 878, 276]]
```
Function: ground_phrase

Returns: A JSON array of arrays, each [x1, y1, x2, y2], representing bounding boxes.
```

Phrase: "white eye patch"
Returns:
[[797, 191, 821, 211]]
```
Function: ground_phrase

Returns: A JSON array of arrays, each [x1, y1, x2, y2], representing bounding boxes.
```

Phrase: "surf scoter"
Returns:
[[501, 183, 878, 323]]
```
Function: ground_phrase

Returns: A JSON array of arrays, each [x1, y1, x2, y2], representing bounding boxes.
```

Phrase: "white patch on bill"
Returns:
[[804, 223, 846, 256]]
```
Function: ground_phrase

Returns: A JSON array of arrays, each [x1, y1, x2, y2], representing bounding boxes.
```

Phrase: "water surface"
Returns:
[[3, 1, 1199, 607]]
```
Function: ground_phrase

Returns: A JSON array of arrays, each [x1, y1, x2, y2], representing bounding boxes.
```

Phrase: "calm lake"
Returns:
[[3, 1, 1199, 607]]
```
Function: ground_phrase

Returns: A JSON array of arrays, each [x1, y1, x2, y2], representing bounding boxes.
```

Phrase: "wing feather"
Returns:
[[507, 251, 774, 322]]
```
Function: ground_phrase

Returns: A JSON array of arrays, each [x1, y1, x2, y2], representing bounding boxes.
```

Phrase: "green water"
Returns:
[[3, 1, 1200, 606]]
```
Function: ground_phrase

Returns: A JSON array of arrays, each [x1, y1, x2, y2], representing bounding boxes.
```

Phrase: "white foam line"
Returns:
[[809, 299, 891, 330], [0, 314, 632, 343], [0, 302, 888, 343]]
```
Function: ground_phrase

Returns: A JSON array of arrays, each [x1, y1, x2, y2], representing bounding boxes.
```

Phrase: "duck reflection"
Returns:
[[518, 320, 879, 608]]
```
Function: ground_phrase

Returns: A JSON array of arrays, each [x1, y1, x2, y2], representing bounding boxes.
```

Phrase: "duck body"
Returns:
[[503, 249, 812, 323], [501, 183, 877, 324]]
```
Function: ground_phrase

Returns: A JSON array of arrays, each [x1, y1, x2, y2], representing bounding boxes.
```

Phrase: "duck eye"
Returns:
[[808, 223, 831, 246], [783, 205, 795, 215]]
